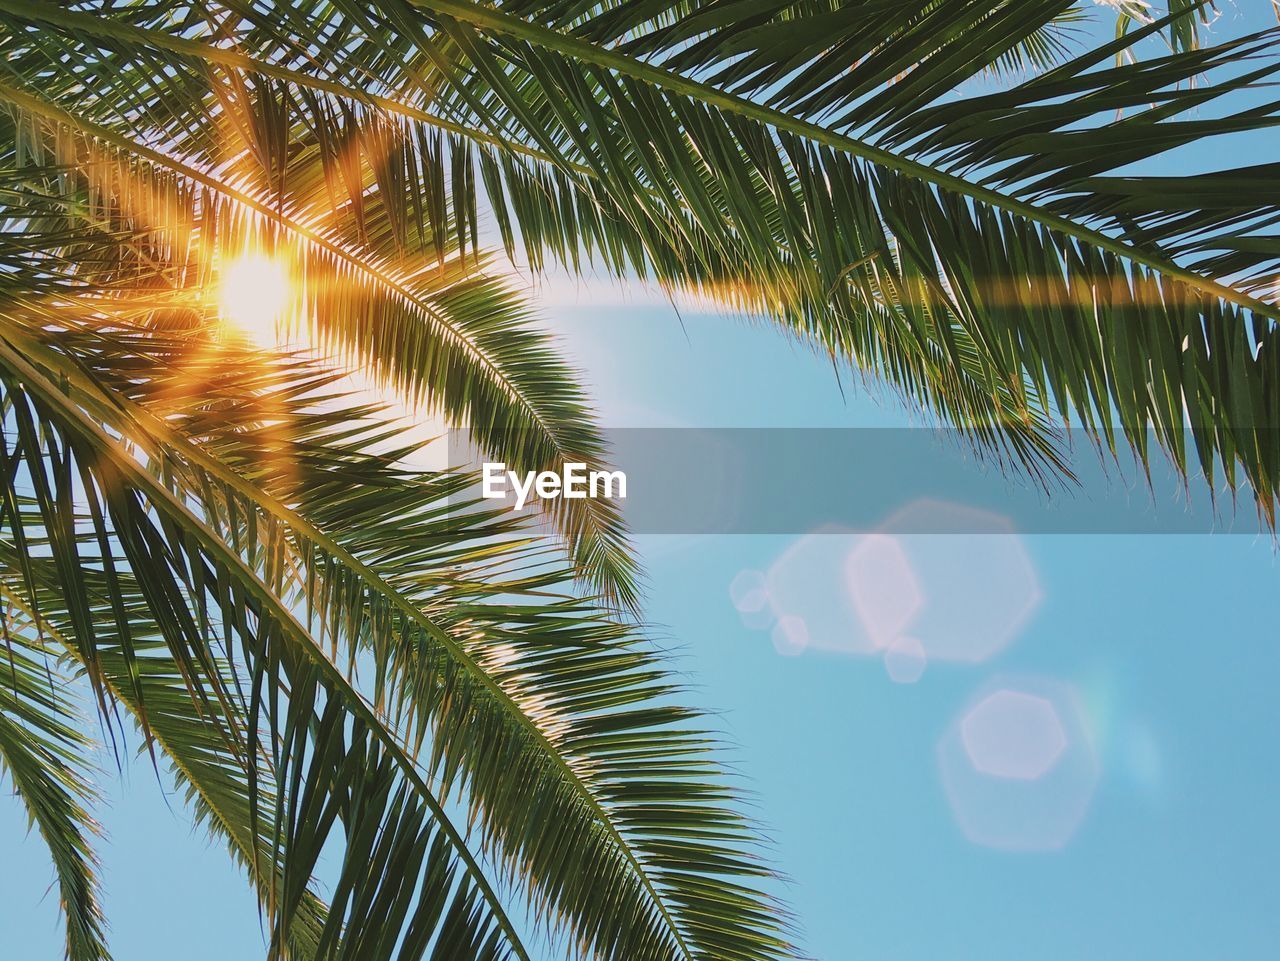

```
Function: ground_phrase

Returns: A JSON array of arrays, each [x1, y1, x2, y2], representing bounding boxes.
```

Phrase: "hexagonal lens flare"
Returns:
[[729, 569, 769, 613], [729, 568, 776, 629], [938, 676, 1098, 852], [761, 500, 1043, 667], [870, 499, 1043, 663], [960, 691, 1066, 780], [846, 535, 922, 649], [764, 527, 881, 656]]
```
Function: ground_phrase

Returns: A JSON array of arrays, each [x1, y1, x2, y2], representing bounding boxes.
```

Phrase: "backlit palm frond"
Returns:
[[0, 3, 1271, 960], [580, 0, 1086, 97], [0, 311, 792, 961], [0, 563, 331, 960], [879, 15, 1280, 295], [553, 0, 1214, 106], [0, 622, 109, 961], [0, 15, 639, 608], [0, 0, 1075, 475], [14, 0, 1274, 515], [0, 341, 534, 961], [419, 0, 1277, 510]]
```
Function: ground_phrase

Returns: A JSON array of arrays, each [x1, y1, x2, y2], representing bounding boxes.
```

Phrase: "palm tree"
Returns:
[[0, 2, 1275, 960]]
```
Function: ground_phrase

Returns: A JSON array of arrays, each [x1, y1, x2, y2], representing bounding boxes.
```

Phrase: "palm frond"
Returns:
[[0, 340, 532, 961], [1, 4, 1278, 957], [0, 18, 640, 608], [386, 0, 1280, 516], [0, 0, 1076, 476], [0, 572, 331, 960], [0, 621, 110, 961], [0, 312, 792, 961], [11, 0, 1272, 513]]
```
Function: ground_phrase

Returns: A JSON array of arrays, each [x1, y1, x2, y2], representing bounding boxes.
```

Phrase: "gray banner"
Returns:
[[445, 428, 1275, 534]]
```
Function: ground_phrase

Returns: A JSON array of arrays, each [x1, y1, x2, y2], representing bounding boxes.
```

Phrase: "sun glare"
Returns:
[[218, 252, 292, 344]]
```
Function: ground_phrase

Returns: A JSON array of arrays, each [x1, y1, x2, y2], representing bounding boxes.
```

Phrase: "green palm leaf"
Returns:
[[0, 14, 640, 607], [0, 342, 535, 961], [10, 0, 1273, 513], [0, 307, 790, 961], [0, 571, 331, 959], [0, 623, 109, 961]]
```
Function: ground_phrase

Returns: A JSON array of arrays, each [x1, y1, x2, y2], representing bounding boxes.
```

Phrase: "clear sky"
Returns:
[[5, 294, 1278, 960], [5, 5, 1280, 959], [555, 300, 1280, 961]]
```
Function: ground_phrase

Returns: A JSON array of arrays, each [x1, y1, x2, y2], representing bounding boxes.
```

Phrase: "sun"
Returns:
[[217, 252, 292, 344]]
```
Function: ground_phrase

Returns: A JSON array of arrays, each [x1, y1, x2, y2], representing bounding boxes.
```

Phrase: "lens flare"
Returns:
[[218, 252, 291, 343], [938, 676, 1099, 852]]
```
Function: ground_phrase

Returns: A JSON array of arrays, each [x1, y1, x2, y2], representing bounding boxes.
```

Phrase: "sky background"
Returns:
[[5, 297, 1279, 961], [4, 3, 1280, 959]]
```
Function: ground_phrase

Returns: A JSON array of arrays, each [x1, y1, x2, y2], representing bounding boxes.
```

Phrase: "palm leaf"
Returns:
[[0, 621, 110, 961], [0, 311, 791, 961], [0, 0, 1075, 476], [0, 338, 533, 961], [2, 3, 1278, 958], [0, 16, 640, 608], [10, 0, 1274, 513], [0, 569, 331, 959]]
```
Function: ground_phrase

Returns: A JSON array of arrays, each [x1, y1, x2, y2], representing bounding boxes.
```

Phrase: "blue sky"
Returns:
[[6, 299, 1277, 960], [5, 4, 1280, 959], [559, 302, 1280, 961]]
